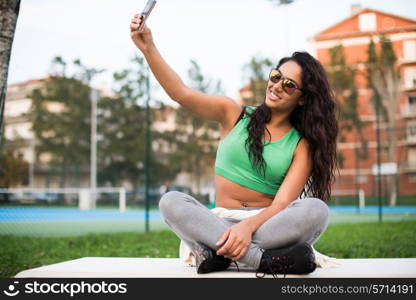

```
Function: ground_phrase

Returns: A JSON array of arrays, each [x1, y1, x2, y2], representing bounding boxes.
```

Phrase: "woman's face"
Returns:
[[265, 60, 305, 110]]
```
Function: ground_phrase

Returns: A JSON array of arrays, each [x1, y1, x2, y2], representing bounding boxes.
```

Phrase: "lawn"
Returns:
[[1, 220, 415, 278]]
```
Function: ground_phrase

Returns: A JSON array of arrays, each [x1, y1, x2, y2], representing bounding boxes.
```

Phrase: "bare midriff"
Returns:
[[215, 174, 274, 208]]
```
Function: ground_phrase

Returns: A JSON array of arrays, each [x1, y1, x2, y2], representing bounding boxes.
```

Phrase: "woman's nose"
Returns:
[[272, 80, 283, 92]]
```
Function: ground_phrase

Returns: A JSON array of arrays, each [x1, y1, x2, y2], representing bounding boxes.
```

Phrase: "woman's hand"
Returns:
[[130, 14, 155, 53], [215, 221, 254, 261]]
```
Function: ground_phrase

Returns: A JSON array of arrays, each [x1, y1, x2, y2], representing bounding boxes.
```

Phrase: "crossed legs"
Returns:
[[159, 191, 329, 269]]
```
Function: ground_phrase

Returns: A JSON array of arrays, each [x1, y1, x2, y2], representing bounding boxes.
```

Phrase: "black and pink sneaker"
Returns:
[[256, 242, 316, 278]]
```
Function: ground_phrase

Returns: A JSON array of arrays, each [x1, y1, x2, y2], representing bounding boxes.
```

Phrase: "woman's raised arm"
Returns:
[[130, 14, 241, 125]]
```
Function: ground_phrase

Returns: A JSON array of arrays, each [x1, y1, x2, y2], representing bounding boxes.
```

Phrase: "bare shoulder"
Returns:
[[294, 137, 312, 158]]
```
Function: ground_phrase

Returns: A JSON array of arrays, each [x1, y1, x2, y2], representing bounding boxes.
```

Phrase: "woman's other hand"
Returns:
[[215, 221, 254, 261]]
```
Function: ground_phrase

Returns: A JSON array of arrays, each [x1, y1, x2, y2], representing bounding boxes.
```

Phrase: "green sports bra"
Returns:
[[215, 106, 302, 196]]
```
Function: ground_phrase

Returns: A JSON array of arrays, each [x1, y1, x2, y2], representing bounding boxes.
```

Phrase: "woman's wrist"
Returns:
[[142, 42, 157, 56], [241, 218, 258, 233]]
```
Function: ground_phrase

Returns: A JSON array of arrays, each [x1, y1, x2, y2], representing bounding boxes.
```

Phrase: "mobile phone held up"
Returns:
[[138, 0, 157, 31]]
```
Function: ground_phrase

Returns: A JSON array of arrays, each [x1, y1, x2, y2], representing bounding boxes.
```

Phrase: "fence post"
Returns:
[[79, 189, 92, 210], [359, 189, 365, 209], [119, 188, 126, 213]]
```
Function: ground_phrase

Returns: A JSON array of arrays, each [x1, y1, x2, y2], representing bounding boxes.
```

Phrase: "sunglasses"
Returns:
[[268, 69, 304, 95]]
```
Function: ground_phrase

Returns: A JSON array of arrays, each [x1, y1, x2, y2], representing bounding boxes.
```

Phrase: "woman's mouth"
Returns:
[[268, 90, 282, 101]]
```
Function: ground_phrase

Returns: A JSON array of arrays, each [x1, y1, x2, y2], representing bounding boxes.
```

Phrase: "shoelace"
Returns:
[[256, 249, 292, 278], [232, 261, 240, 272]]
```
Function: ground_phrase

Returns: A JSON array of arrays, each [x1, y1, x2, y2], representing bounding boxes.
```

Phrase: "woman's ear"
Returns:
[[298, 97, 305, 106]]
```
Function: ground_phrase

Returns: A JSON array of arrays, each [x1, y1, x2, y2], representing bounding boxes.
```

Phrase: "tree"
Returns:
[[242, 56, 273, 105], [97, 56, 146, 188], [0, 151, 28, 188], [0, 0, 20, 143], [326, 44, 369, 179], [30, 57, 102, 187], [366, 36, 400, 206], [171, 60, 223, 194], [97, 55, 176, 189], [0, 128, 28, 188]]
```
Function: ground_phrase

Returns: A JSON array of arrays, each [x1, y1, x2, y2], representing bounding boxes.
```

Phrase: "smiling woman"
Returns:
[[130, 12, 338, 278]]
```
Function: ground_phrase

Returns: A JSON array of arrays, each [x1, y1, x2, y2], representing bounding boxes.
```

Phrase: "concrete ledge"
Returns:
[[15, 257, 416, 278]]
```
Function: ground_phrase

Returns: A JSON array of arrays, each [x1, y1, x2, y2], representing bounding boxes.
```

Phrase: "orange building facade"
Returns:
[[311, 7, 416, 197]]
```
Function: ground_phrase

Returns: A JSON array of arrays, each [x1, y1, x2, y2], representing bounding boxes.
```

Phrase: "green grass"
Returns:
[[313, 221, 416, 258], [1, 221, 415, 278], [0, 230, 180, 278]]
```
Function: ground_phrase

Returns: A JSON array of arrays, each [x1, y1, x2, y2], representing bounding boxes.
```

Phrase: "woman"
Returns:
[[130, 14, 338, 277]]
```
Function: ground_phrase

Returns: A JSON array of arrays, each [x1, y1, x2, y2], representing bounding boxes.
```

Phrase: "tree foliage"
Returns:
[[242, 56, 273, 105], [97, 55, 176, 188], [169, 60, 223, 193], [327, 44, 368, 167], [0, 151, 28, 187], [0, 129, 28, 187], [366, 35, 400, 206], [30, 57, 101, 187]]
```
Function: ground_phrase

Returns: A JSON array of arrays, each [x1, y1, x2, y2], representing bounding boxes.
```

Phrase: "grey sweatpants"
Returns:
[[159, 191, 329, 269]]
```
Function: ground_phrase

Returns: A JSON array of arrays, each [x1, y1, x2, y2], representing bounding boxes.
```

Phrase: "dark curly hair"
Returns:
[[245, 51, 339, 202]]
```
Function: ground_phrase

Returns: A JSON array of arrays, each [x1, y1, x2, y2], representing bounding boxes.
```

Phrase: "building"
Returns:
[[311, 6, 416, 198], [4, 79, 216, 200], [4, 79, 46, 187], [4, 78, 107, 188]]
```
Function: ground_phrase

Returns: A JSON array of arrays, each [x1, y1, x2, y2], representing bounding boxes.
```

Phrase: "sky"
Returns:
[[8, 0, 416, 104]]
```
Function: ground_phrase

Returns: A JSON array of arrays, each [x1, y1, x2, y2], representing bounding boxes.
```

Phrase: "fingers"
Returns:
[[217, 228, 235, 256], [130, 23, 138, 32], [217, 239, 235, 257], [130, 22, 138, 32], [130, 14, 144, 32], [215, 228, 230, 248], [219, 239, 249, 261], [231, 245, 249, 261], [215, 227, 251, 260]]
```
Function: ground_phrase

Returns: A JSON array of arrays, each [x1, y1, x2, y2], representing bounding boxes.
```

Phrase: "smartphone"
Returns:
[[138, 0, 157, 31]]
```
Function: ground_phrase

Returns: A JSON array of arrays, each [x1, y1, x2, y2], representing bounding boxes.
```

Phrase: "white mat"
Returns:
[[15, 257, 416, 278]]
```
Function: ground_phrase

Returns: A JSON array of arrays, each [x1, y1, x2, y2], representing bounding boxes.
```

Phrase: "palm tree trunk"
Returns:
[[386, 68, 398, 206], [0, 0, 20, 141]]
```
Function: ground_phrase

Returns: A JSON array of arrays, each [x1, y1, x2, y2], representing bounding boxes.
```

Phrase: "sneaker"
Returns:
[[194, 242, 235, 274], [256, 242, 316, 278]]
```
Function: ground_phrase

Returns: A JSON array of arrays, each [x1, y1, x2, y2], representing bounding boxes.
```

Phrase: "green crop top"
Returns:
[[215, 106, 302, 196]]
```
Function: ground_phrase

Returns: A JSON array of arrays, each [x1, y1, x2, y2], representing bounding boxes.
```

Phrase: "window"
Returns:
[[408, 148, 416, 164], [359, 13, 377, 31], [409, 174, 416, 183], [356, 175, 368, 183], [409, 96, 416, 114], [408, 122, 416, 141], [404, 68, 416, 89], [403, 40, 416, 61]]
